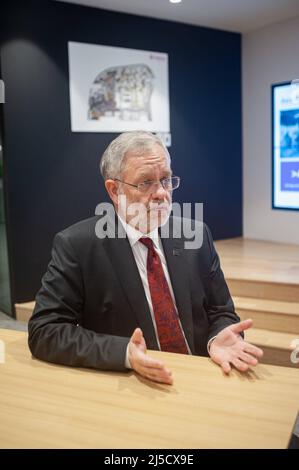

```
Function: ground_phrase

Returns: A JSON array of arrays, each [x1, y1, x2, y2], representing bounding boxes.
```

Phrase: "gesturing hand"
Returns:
[[209, 319, 264, 374], [128, 328, 173, 385]]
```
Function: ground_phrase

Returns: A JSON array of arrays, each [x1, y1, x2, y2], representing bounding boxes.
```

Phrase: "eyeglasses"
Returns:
[[114, 176, 180, 194]]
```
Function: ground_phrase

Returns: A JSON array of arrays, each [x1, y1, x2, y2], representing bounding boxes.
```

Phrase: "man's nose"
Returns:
[[151, 181, 168, 199]]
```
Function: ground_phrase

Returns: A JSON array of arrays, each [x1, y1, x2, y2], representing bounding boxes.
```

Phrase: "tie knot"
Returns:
[[139, 237, 155, 251]]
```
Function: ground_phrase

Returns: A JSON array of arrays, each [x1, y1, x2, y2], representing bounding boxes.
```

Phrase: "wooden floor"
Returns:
[[14, 238, 299, 368], [215, 237, 299, 294]]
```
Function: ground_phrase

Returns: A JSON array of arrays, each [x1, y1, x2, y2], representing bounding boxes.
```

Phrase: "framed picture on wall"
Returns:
[[272, 80, 299, 210], [68, 41, 170, 134]]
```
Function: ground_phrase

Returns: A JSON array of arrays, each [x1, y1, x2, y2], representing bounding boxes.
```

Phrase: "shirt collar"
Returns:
[[117, 214, 160, 250]]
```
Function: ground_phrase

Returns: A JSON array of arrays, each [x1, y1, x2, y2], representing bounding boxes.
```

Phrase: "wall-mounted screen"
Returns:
[[272, 81, 299, 210]]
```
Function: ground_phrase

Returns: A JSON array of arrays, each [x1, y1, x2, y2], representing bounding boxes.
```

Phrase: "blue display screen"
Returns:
[[272, 81, 299, 210]]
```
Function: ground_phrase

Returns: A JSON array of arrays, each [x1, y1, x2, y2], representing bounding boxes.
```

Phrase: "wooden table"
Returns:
[[0, 329, 298, 448]]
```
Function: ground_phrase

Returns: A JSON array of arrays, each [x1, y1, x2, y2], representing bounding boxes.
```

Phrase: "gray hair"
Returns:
[[100, 131, 171, 180]]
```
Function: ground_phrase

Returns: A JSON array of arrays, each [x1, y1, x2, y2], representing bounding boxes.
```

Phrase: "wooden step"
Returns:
[[233, 296, 299, 334], [214, 238, 299, 303], [246, 328, 299, 368], [15, 302, 35, 323], [227, 278, 299, 303]]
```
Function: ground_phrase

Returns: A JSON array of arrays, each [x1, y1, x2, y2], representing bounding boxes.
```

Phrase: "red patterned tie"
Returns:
[[139, 237, 188, 354]]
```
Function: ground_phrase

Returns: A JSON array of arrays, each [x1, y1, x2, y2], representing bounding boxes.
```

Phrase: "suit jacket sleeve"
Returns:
[[28, 232, 129, 371], [204, 225, 242, 342]]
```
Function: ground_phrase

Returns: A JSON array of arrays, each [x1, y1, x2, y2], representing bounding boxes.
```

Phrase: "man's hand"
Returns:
[[128, 328, 173, 385], [209, 319, 264, 374]]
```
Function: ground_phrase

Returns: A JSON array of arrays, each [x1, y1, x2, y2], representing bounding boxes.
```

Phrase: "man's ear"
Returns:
[[105, 179, 119, 205]]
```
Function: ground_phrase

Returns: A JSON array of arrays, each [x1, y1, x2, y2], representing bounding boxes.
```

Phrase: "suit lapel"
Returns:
[[103, 222, 158, 349], [101, 213, 194, 352], [160, 222, 195, 353]]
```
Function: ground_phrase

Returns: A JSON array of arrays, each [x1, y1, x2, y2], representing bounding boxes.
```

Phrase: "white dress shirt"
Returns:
[[118, 216, 191, 368]]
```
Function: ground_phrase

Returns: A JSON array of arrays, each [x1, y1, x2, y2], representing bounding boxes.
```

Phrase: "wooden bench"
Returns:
[[15, 298, 299, 368], [15, 302, 35, 323]]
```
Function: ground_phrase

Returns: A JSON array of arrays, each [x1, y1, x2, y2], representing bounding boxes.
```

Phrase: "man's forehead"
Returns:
[[125, 145, 167, 159], [123, 149, 171, 172], [129, 159, 171, 176], [138, 166, 171, 179]]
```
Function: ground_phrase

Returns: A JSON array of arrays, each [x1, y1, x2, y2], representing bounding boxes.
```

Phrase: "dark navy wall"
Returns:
[[0, 0, 242, 303]]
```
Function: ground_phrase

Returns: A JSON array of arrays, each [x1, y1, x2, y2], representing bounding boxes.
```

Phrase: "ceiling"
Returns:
[[54, 0, 299, 33]]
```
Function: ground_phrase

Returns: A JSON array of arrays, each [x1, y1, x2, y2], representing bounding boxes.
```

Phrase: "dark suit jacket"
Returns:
[[28, 215, 240, 371]]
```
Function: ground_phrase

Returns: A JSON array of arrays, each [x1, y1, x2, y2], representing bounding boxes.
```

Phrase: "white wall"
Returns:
[[243, 16, 299, 245]]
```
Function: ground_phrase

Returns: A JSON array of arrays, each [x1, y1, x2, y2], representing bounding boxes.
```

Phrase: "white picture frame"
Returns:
[[68, 41, 170, 133]]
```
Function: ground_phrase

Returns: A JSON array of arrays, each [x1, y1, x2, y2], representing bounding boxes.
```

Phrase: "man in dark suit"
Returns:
[[28, 131, 263, 385]]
